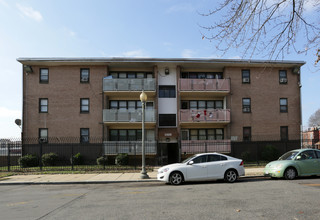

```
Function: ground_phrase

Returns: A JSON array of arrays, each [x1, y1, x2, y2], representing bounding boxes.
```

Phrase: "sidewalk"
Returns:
[[0, 168, 264, 185]]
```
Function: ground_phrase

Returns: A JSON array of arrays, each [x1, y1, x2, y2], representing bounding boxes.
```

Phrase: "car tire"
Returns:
[[284, 167, 297, 180], [224, 169, 238, 183], [169, 172, 183, 185]]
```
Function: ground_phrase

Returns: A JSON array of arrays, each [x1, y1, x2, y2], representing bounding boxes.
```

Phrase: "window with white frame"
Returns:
[[80, 68, 90, 83]]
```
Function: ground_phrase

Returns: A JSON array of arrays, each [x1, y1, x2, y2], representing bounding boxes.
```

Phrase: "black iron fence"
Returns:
[[0, 137, 317, 172]]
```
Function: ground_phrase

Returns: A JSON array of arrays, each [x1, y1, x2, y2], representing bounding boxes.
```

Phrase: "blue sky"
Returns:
[[0, 0, 319, 138]]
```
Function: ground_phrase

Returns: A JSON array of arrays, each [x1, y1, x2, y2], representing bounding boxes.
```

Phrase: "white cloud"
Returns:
[[0, 0, 9, 7], [166, 3, 195, 13], [16, 3, 43, 22], [63, 27, 76, 37], [181, 49, 196, 58], [122, 49, 150, 57], [0, 107, 21, 118], [303, 0, 319, 13]]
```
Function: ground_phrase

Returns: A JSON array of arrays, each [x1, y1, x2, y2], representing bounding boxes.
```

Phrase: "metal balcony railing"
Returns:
[[103, 78, 156, 91], [180, 78, 230, 92], [180, 109, 230, 123], [103, 141, 157, 155], [103, 109, 156, 122], [181, 140, 231, 154]]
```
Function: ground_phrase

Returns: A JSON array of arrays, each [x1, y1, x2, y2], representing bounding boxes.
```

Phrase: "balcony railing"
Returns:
[[180, 109, 230, 123], [103, 109, 156, 122], [181, 140, 231, 154], [180, 78, 230, 92], [103, 78, 156, 91], [103, 141, 157, 155]]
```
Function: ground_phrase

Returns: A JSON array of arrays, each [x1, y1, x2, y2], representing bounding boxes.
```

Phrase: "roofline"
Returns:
[[16, 57, 306, 66]]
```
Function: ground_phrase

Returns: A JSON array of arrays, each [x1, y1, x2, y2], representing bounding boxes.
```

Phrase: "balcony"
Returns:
[[103, 78, 156, 97], [180, 109, 230, 126], [181, 140, 231, 154], [103, 141, 157, 155], [103, 109, 156, 124], [179, 78, 230, 97]]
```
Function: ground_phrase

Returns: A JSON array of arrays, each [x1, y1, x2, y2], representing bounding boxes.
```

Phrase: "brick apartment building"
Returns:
[[18, 58, 304, 163]]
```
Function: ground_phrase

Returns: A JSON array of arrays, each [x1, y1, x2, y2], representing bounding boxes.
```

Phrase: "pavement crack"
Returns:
[[35, 192, 87, 220]]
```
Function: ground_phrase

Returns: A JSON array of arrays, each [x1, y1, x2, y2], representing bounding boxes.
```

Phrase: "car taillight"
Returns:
[[239, 161, 244, 166]]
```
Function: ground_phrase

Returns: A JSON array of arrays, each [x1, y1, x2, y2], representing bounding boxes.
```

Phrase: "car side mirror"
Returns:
[[296, 155, 301, 160], [188, 161, 194, 165]]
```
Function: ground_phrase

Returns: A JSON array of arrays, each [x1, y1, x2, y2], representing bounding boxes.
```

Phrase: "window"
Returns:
[[159, 114, 176, 126], [188, 129, 224, 140], [109, 72, 153, 79], [242, 98, 251, 113], [159, 86, 176, 98], [80, 128, 89, 143], [80, 98, 90, 113], [39, 128, 48, 143], [80, 68, 90, 83], [298, 150, 316, 160], [280, 98, 288, 113], [193, 155, 207, 164], [181, 100, 223, 109], [280, 126, 288, 141], [40, 68, 49, 83], [39, 98, 48, 113], [243, 127, 251, 141], [109, 100, 153, 109], [242, 70, 250, 83], [109, 129, 153, 141], [207, 154, 228, 162], [279, 70, 287, 84], [180, 72, 223, 79]]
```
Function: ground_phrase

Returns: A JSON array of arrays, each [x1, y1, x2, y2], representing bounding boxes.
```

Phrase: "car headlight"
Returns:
[[275, 164, 283, 169], [159, 168, 170, 174]]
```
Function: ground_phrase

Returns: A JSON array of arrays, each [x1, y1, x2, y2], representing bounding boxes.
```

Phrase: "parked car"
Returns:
[[157, 153, 245, 185], [264, 148, 320, 180]]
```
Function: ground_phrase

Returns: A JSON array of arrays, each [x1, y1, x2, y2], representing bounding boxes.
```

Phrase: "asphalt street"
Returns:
[[0, 176, 320, 220]]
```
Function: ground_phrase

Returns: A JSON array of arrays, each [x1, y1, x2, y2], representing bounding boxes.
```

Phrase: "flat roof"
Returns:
[[17, 57, 305, 68]]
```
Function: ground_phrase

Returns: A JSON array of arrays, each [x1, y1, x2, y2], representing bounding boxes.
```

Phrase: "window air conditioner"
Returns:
[[243, 78, 250, 83], [280, 78, 287, 83]]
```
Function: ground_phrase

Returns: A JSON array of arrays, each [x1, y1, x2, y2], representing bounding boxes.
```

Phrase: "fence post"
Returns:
[[39, 138, 44, 171], [7, 143, 11, 172], [134, 143, 137, 170], [71, 144, 74, 171]]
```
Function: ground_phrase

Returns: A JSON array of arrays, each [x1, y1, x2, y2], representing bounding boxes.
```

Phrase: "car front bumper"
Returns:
[[264, 168, 284, 178]]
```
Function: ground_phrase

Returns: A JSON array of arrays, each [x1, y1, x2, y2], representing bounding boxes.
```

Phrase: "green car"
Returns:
[[264, 148, 320, 180]]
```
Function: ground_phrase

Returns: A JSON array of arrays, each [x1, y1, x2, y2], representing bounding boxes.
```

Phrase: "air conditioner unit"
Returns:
[[243, 107, 250, 112], [243, 78, 250, 83], [280, 78, 287, 83]]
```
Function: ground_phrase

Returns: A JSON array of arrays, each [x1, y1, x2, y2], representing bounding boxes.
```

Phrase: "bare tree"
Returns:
[[308, 108, 320, 127], [200, 0, 320, 63]]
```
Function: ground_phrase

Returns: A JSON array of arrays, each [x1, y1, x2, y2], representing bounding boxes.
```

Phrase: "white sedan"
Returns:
[[157, 153, 245, 185]]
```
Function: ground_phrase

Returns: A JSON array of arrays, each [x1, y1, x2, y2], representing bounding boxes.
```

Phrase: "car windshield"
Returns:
[[278, 151, 299, 160], [182, 155, 196, 163]]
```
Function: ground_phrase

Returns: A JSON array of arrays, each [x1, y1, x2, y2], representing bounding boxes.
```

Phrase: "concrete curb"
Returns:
[[0, 175, 265, 185]]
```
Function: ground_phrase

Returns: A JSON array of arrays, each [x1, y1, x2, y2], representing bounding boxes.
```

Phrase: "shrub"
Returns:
[[42, 153, 59, 166], [19, 154, 39, 168], [240, 151, 252, 162], [261, 145, 280, 161], [97, 155, 108, 166], [71, 152, 84, 165], [115, 153, 129, 166]]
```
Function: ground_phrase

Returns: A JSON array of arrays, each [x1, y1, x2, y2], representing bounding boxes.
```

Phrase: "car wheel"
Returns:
[[224, 169, 238, 183], [170, 172, 183, 185], [284, 168, 296, 180]]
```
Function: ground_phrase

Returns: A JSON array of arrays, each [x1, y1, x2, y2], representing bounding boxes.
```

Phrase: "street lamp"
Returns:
[[140, 91, 149, 179]]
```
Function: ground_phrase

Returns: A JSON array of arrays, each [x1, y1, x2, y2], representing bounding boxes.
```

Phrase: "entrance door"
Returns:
[[167, 143, 179, 164]]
